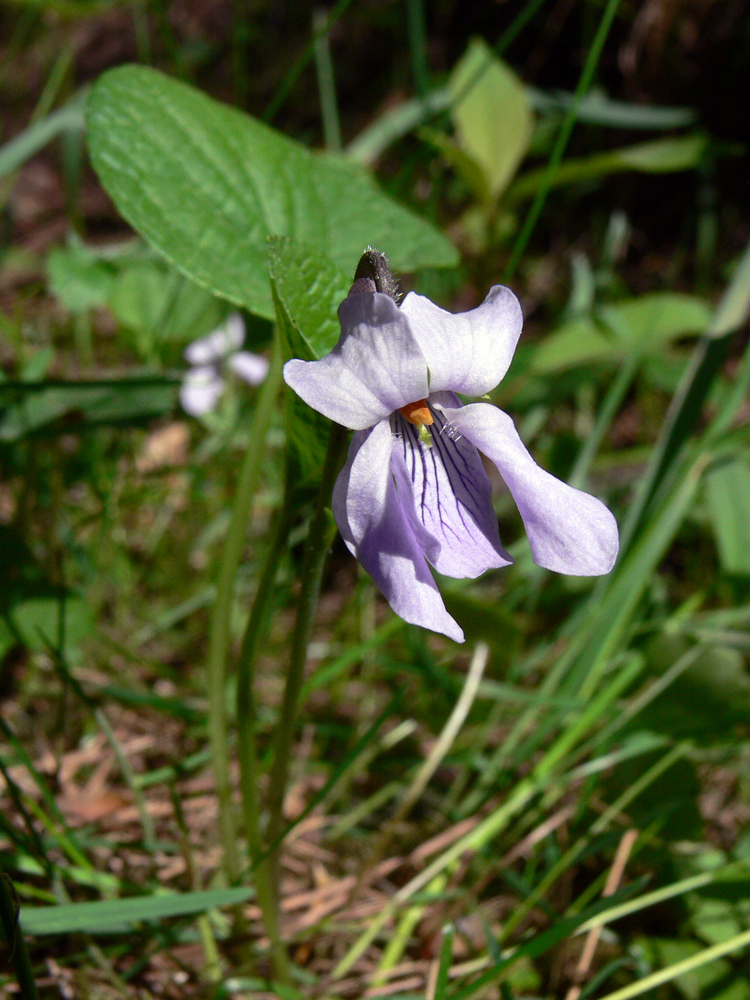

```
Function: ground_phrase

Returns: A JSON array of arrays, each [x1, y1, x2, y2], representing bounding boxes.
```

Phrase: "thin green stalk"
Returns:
[[168, 783, 223, 981], [496, 0, 550, 56], [206, 341, 283, 885], [617, 338, 727, 556], [576, 458, 706, 701], [498, 741, 689, 943], [0, 875, 40, 1000], [0, 716, 88, 871], [520, 350, 638, 621], [132, 0, 152, 63], [237, 483, 294, 865], [95, 708, 157, 853], [596, 928, 750, 1000], [33, 46, 74, 124], [236, 480, 295, 981], [504, 0, 622, 282], [616, 235, 750, 556], [406, 0, 430, 97], [332, 654, 643, 979], [263, 422, 349, 885], [230, 0, 249, 106], [577, 861, 749, 935], [263, 0, 356, 123], [313, 8, 342, 153], [568, 354, 639, 490]]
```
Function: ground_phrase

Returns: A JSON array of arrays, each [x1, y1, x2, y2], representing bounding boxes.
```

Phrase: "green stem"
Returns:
[[503, 0, 622, 282], [237, 485, 294, 864], [568, 353, 639, 491], [263, 422, 349, 888], [312, 8, 342, 153], [206, 340, 283, 885], [236, 477, 295, 982], [0, 875, 40, 1000], [406, 0, 430, 97]]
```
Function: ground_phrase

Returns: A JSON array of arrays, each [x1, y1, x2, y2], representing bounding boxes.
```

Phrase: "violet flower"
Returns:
[[283, 254, 618, 643], [180, 313, 269, 416]]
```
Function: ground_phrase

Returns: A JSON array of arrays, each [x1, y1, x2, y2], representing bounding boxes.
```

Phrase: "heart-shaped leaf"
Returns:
[[87, 66, 458, 320], [269, 237, 349, 483]]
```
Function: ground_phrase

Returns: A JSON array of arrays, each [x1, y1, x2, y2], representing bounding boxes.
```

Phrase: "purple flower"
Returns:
[[180, 313, 269, 416], [283, 269, 618, 643]]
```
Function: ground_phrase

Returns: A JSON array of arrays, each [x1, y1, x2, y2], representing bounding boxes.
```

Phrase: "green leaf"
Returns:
[[108, 259, 225, 350], [508, 135, 707, 201], [706, 457, 750, 575], [615, 134, 707, 172], [602, 750, 702, 841], [640, 939, 750, 1000], [87, 66, 457, 321], [709, 234, 750, 338], [0, 92, 86, 179], [441, 589, 526, 657], [20, 349, 55, 383], [267, 237, 349, 362], [419, 127, 490, 202], [4, 591, 94, 651], [0, 379, 177, 441], [346, 86, 695, 167], [21, 886, 254, 935], [530, 88, 696, 130], [631, 635, 750, 745], [47, 244, 115, 312], [269, 238, 348, 482], [689, 894, 750, 949], [448, 38, 533, 200], [532, 293, 711, 372], [447, 890, 642, 1000]]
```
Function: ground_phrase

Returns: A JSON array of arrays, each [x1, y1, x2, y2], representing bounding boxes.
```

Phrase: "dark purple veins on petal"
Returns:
[[389, 405, 510, 579]]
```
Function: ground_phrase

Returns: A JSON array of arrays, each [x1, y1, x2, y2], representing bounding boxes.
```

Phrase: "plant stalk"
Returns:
[[504, 0, 622, 282], [236, 475, 295, 981], [206, 340, 283, 885], [262, 421, 349, 895], [0, 874, 40, 1000]]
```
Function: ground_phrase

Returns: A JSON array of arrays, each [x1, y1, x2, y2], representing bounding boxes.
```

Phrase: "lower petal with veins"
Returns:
[[392, 403, 512, 579], [333, 420, 464, 642], [445, 403, 619, 576]]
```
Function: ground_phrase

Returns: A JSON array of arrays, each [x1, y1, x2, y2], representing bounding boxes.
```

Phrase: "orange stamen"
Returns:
[[399, 399, 433, 426]]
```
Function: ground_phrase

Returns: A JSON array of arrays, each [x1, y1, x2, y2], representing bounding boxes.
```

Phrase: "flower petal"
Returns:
[[446, 403, 619, 575], [185, 313, 245, 364], [283, 292, 429, 431], [180, 367, 225, 415], [400, 285, 523, 397], [228, 351, 270, 385], [391, 401, 512, 579], [333, 420, 464, 642]]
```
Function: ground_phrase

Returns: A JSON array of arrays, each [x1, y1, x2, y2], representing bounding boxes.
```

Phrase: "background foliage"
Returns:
[[1, 0, 750, 997]]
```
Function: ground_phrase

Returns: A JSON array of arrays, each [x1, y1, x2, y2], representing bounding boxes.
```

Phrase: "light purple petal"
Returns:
[[400, 285, 523, 397], [391, 400, 512, 579], [180, 367, 225, 415], [333, 420, 464, 642], [283, 292, 429, 431], [445, 403, 619, 576], [228, 351, 270, 385], [185, 313, 245, 364]]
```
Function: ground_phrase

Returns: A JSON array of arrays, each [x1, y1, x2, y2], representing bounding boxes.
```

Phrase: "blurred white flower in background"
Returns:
[[180, 313, 269, 416]]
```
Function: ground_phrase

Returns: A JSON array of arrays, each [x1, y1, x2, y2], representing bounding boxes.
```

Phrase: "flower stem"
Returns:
[[568, 354, 638, 491], [236, 474, 294, 982], [262, 422, 349, 893], [503, 0, 622, 282], [0, 874, 40, 1000], [206, 339, 283, 886]]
